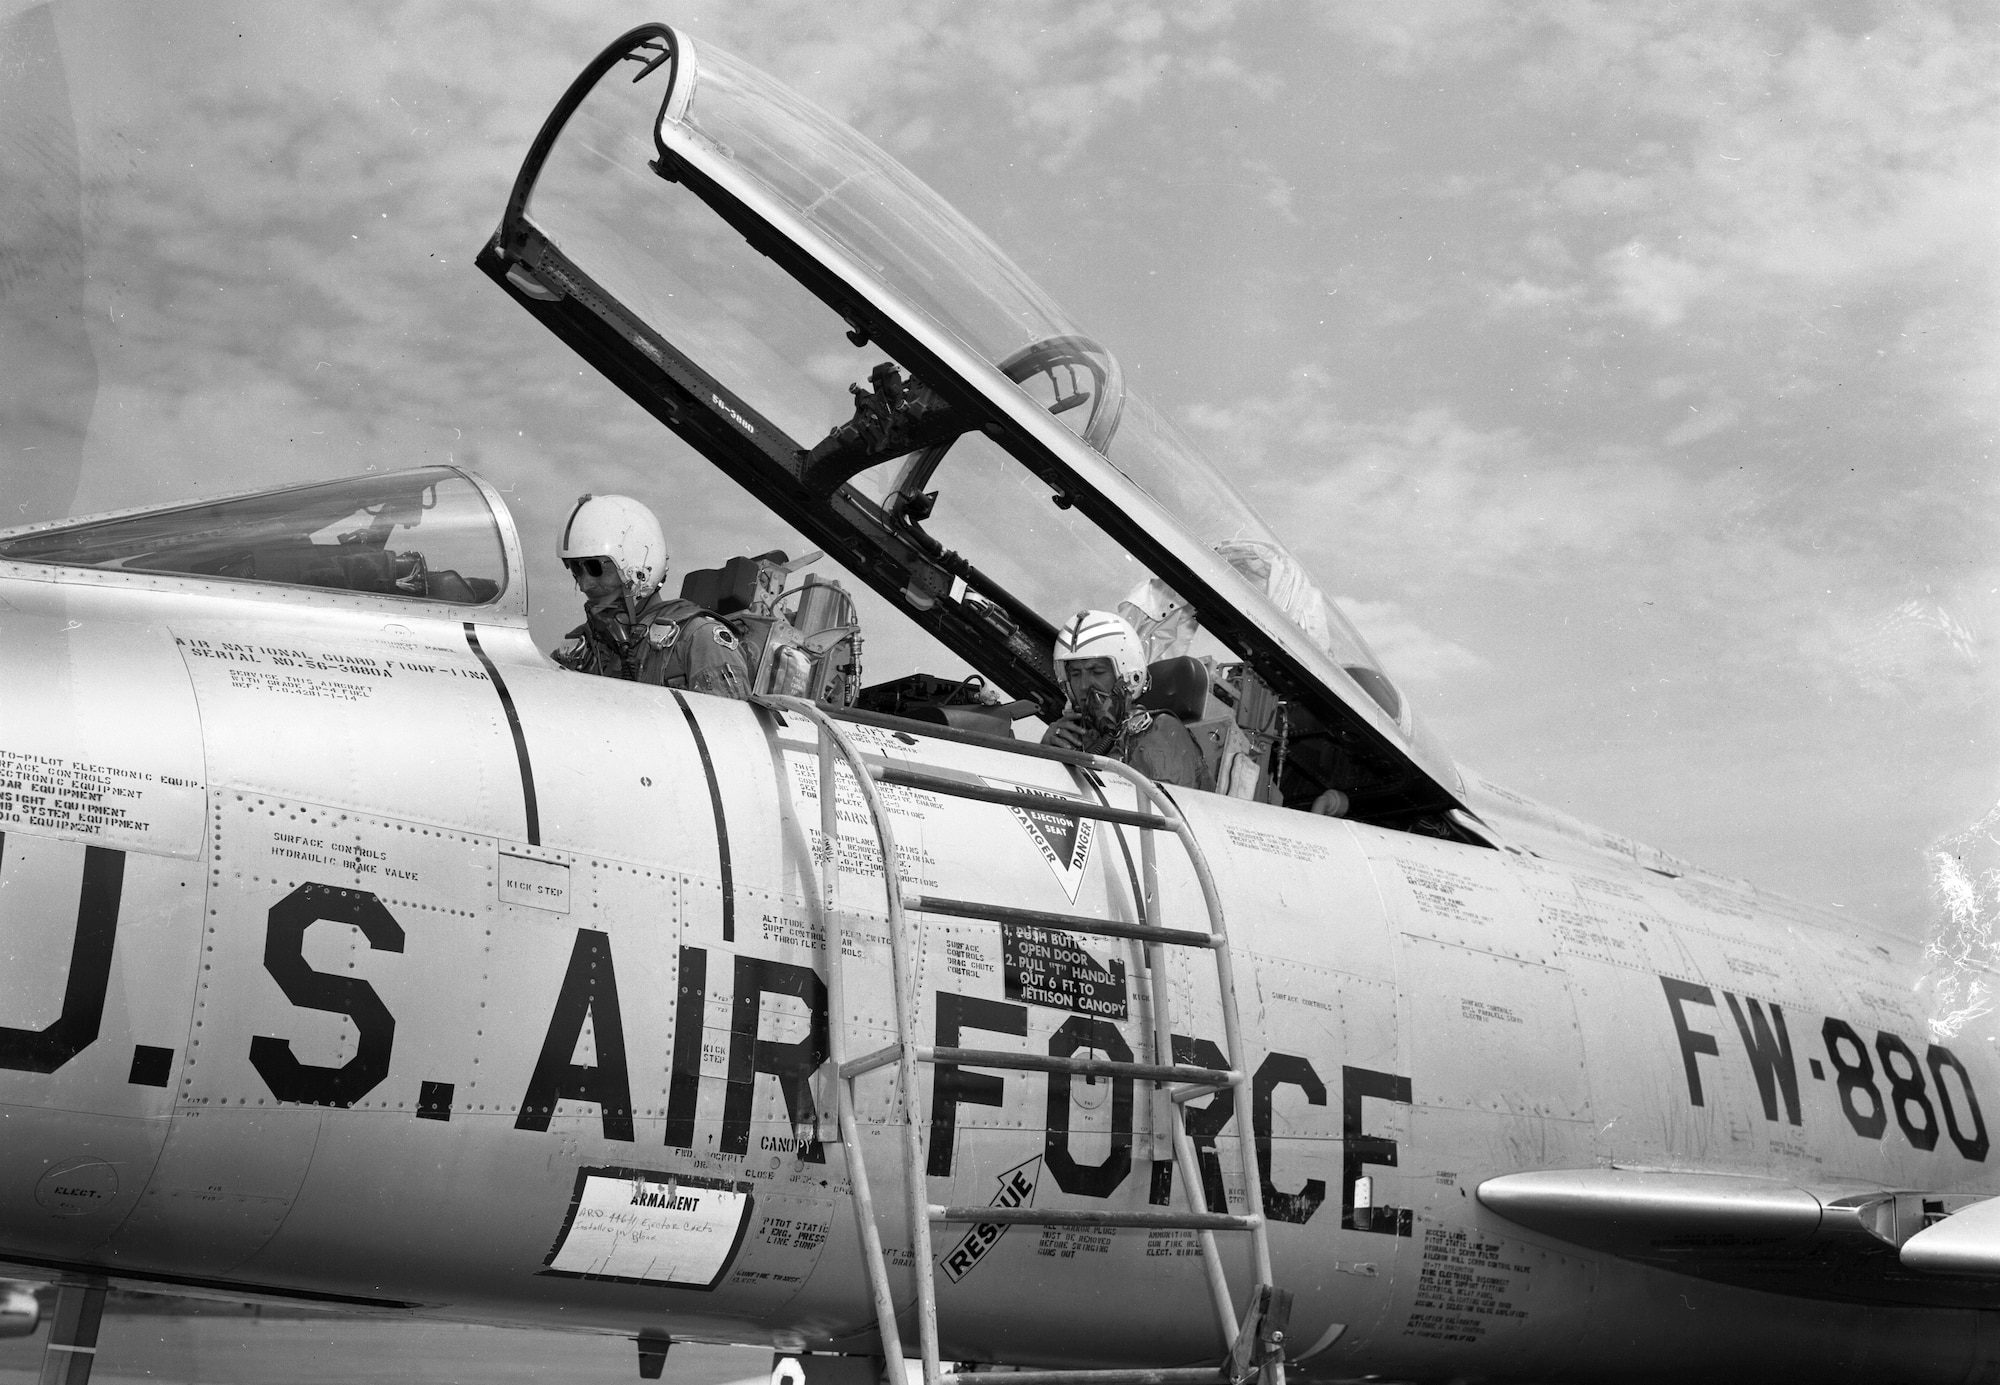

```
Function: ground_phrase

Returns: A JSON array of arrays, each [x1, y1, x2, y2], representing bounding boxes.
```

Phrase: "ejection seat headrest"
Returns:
[[1136, 656, 1209, 723]]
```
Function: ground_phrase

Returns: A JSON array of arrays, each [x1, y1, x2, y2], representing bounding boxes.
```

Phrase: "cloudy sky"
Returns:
[[3, 0, 1994, 936]]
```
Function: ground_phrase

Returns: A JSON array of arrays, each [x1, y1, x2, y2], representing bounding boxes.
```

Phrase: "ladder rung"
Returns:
[[787, 699, 1104, 770], [839, 1043, 901, 1079], [942, 1372, 1222, 1385], [931, 1205, 1259, 1232], [925, 1046, 1235, 1087], [870, 765, 1170, 830], [909, 894, 1216, 949]]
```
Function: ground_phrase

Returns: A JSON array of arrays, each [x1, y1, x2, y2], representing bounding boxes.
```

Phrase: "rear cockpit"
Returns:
[[478, 25, 1472, 834]]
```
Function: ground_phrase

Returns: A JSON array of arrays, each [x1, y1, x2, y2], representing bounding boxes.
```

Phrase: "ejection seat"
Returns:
[[679, 550, 863, 705], [1136, 656, 1285, 802]]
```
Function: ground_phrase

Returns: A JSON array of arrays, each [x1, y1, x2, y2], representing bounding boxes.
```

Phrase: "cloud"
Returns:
[[1919, 799, 2000, 1039], [1180, 362, 1996, 729], [1599, 241, 1714, 329], [1800, 597, 1984, 704], [0, 3, 94, 522], [1308, 1, 1520, 74], [1658, 399, 1739, 449], [1336, 596, 1487, 683], [1314, 1, 1999, 425], [691, 0, 1280, 170], [1487, 277, 1578, 313], [1189, 371, 1687, 577]]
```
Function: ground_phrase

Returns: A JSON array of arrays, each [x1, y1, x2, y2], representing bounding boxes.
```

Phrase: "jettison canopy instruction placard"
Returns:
[[1002, 924, 1127, 1019]]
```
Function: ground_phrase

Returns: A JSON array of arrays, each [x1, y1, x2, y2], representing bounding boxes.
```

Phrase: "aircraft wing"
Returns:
[[1900, 1192, 2000, 1277], [1479, 1168, 2000, 1306], [475, 24, 1467, 827]]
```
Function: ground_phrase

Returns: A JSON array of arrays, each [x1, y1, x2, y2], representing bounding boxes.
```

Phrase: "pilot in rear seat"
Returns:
[[551, 494, 750, 699], [1041, 610, 1204, 789]]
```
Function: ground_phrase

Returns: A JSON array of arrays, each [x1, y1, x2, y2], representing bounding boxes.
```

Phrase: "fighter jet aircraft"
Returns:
[[0, 19, 1995, 1385]]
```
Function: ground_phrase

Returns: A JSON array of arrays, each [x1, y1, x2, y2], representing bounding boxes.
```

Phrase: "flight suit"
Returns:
[[1044, 707, 1206, 789], [556, 592, 751, 698], [1112, 709, 1206, 790]]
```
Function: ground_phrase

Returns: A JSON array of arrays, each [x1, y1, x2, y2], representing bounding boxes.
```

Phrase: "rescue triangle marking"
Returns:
[[992, 781, 1095, 904], [939, 1155, 1041, 1283]]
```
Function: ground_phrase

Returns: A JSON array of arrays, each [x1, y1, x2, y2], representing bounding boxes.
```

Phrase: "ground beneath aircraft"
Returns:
[[0, 1306, 772, 1385]]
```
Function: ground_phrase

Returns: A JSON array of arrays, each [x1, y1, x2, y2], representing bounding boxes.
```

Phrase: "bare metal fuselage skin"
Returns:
[[0, 560, 1994, 1384]]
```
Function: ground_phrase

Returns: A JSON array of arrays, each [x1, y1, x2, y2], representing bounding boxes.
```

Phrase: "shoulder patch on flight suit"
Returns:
[[710, 624, 740, 650], [646, 621, 679, 650]]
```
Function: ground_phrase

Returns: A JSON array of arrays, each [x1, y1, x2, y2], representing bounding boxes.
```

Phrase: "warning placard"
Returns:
[[1002, 924, 1127, 1018], [541, 1168, 752, 1289], [940, 1156, 1041, 1283], [992, 781, 1095, 903]]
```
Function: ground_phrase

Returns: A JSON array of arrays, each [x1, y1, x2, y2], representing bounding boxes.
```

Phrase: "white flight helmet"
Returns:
[[1051, 609, 1150, 703], [559, 494, 668, 598]]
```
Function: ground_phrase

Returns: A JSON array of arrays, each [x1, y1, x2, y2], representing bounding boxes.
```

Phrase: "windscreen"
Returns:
[[0, 467, 508, 606]]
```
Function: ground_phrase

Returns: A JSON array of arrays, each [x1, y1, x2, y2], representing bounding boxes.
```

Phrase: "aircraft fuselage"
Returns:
[[0, 572, 1993, 1384]]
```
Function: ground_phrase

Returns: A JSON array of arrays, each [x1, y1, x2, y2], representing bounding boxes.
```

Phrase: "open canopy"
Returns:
[[478, 23, 1466, 827]]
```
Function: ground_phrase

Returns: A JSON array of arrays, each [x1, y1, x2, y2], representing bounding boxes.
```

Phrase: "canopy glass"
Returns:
[[483, 25, 1463, 824], [0, 467, 508, 607]]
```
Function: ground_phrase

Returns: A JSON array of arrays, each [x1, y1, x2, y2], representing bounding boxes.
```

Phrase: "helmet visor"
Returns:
[[566, 555, 623, 590]]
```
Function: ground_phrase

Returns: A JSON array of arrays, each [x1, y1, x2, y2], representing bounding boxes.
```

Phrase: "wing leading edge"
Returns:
[[1480, 1168, 2000, 1307], [1900, 1193, 2000, 1278]]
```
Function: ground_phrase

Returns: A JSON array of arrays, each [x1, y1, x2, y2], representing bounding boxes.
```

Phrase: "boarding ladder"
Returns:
[[766, 696, 1291, 1385]]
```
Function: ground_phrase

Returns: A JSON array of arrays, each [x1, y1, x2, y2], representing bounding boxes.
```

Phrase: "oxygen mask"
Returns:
[[581, 576, 640, 633], [1075, 685, 1123, 734]]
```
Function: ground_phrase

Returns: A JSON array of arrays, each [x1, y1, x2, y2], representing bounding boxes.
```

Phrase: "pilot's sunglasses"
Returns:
[[568, 557, 613, 579]]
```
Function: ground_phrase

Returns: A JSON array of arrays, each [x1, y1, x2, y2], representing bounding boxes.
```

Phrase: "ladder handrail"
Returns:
[[873, 763, 1172, 829], [1078, 762, 1246, 1340], [811, 723, 909, 1384], [773, 696, 942, 1384], [765, 695, 1281, 1384], [782, 699, 1112, 769], [1079, 757, 1278, 1294]]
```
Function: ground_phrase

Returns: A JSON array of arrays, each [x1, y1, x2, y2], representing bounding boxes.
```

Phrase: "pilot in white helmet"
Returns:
[[1040, 609, 1203, 789], [552, 494, 750, 699]]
